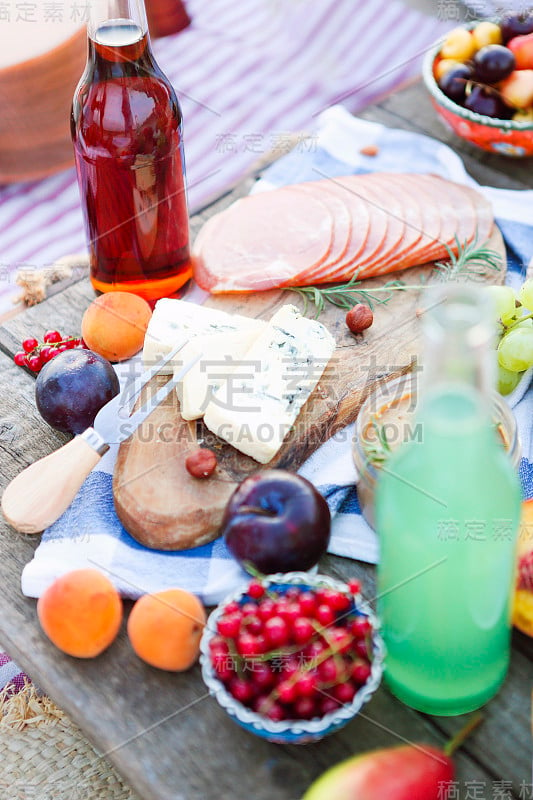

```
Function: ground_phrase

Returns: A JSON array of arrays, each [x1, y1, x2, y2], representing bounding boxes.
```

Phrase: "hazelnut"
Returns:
[[185, 448, 217, 478], [346, 304, 373, 334]]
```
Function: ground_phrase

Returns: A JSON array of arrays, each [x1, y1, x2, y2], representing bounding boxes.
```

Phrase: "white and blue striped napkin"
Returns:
[[21, 106, 533, 605]]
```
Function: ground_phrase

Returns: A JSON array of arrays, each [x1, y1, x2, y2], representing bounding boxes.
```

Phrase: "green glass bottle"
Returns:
[[375, 284, 521, 716]]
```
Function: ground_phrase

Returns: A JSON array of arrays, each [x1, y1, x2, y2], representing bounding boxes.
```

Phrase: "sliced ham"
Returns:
[[192, 172, 494, 294], [193, 185, 334, 293]]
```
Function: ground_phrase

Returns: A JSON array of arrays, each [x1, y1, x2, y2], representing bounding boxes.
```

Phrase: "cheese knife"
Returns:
[[1, 342, 199, 534]]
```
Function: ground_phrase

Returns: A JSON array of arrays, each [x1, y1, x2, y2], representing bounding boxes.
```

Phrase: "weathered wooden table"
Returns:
[[0, 82, 532, 800]]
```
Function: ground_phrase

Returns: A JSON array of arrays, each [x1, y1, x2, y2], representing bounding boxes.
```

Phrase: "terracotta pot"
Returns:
[[0, 24, 87, 184]]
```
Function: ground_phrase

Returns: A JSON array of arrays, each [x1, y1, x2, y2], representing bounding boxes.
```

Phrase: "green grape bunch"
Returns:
[[484, 279, 533, 395]]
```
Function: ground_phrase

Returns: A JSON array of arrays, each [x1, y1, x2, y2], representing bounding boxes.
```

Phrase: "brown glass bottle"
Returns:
[[71, 1, 191, 301]]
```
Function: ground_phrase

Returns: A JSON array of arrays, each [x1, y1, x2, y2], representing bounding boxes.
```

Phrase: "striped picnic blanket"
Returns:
[[0, 0, 449, 691], [0, 0, 447, 316]]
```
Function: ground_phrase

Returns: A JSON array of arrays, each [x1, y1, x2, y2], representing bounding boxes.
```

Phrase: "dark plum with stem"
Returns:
[[222, 470, 331, 574], [473, 45, 515, 83], [439, 64, 473, 103], [35, 348, 119, 434]]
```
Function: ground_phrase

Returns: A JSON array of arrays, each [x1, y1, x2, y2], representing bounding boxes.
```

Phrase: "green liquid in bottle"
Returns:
[[376, 383, 521, 715]]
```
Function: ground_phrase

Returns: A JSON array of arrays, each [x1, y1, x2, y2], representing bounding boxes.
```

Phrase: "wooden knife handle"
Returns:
[[1, 433, 107, 534]]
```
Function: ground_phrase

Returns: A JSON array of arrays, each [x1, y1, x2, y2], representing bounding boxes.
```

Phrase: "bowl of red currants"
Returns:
[[423, 13, 533, 156], [200, 572, 384, 744]]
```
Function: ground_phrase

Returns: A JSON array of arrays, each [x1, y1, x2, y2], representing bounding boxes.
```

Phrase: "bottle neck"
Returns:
[[88, 0, 150, 54], [420, 284, 495, 408]]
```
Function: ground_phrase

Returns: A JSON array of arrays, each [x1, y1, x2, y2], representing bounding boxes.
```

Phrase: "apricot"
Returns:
[[81, 291, 152, 362], [37, 569, 122, 658], [127, 589, 206, 671]]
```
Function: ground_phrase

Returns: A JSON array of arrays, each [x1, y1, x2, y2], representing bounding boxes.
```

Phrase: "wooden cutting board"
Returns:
[[113, 227, 506, 550]]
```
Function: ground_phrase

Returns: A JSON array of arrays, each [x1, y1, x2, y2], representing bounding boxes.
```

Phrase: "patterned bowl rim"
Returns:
[[422, 33, 533, 132], [199, 571, 385, 738]]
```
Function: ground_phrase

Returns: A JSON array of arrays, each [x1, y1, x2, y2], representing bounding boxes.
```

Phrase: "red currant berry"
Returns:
[[223, 601, 240, 615], [27, 355, 42, 372], [331, 592, 352, 612], [327, 627, 352, 654], [43, 330, 62, 344], [250, 663, 275, 689], [281, 657, 300, 679], [333, 681, 357, 704], [216, 613, 242, 638], [351, 616, 372, 638], [240, 601, 258, 617], [298, 591, 316, 616], [314, 587, 331, 606], [304, 640, 326, 663], [255, 697, 285, 722], [320, 697, 341, 715], [237, 633, 264, 658], [13, 351, 28, 367], [348, 579, 362, 595], [229, 677, 255, 704], [355, 639, 369, 659], [212, 648, 231, 670], [56, 344, 68, 353], [294, 672, 317, 698], [247, 580, 265, 600], [22, 337, 39, 353], [318, 657, 342, 683], [257, 598, 276, 622], [65, 338, 78, 349], [208, 634, 229, 655], [315, 603, 335, 627], [39, 346, 54, 363], [243, 614, 263, 636], [292, 617, 315, 644], [276, 680, 297, 704], [283, 602, 302, 625], [264, 616, 289, 648], [352, 660, 371, 684], [293, 696, 317, 719]]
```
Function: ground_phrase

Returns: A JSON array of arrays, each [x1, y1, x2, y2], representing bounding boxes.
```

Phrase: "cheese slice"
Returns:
[[203, 305, 336, 464], [175, 328, 266, 420], [142, 298, 265, 375]]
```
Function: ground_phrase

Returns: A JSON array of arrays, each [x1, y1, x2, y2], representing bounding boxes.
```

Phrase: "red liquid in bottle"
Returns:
[[71, 21, 191, 301]]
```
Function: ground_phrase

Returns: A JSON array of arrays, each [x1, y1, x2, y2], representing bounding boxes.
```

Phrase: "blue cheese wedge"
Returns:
[[176, 328, 266, 420], [142, 298, 265, 375], [203, 304, 336, 463]]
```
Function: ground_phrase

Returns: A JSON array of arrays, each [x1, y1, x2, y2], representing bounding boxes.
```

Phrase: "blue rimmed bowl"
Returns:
[[199, 571, 384, 745]]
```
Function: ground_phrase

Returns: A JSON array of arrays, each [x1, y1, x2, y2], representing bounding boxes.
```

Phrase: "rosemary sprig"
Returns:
[[284, 271, 416, 317], [434, 235, 503, 282], [284, 236, 503, 317], [362, 418, 393, 467]]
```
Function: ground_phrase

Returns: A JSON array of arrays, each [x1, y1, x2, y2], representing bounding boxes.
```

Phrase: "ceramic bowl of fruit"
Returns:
[[200, 572, 384, 745], [423, 14, 533, 156]]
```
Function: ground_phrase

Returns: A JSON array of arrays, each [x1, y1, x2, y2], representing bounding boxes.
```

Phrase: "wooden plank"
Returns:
[[0, 354, 524, 798]]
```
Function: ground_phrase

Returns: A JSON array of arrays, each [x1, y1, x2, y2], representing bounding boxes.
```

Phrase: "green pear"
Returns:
[[301, 744, 454, 800]]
